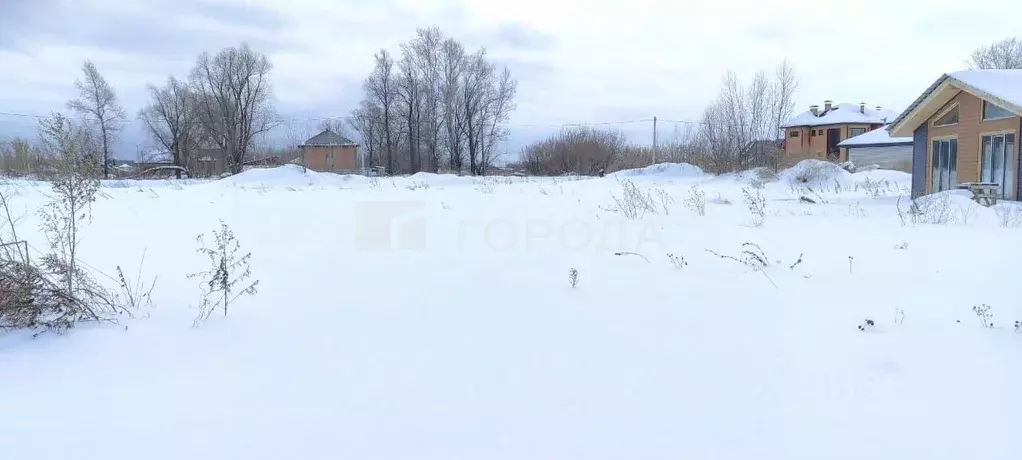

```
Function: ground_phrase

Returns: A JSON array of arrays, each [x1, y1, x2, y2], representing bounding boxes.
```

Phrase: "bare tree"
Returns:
[[410, 27, 445, 173], [461, 50, 493, 175], [364, 50, 398, 175], [67, 60, 126, 179], [348, 100, 381, 171], [312, 118, 350, 137], [189, 43, 277, 174], [440, 38, 466, 172], [769, 59, 799, 140], [282, 120, 310, 171], [968, 37, 1022, 69], [479, 66, 517, 173], [698, 62, 797, 173], [352, 29, 517, 176], [396, 46, 423, 173], [139, 76, 199, 178]]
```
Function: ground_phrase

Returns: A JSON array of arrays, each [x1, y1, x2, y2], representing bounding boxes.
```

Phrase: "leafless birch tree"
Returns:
[[67, 60, 126, 178]]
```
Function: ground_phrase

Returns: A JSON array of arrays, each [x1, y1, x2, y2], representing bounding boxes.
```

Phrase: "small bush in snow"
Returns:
[[706, 242, 776, 287], [475, 182, 495, 194], [957, 202, 978, 225], [909, 193, 955, 225], [189, 221, 259, 324], [1, 119, 143, 335], [667, 253, 687, 269], [741, 187, 766, 227], [610, 179, 657, 219], [994, 205, 1022, 228], [405, 181, 429, 191], [568, 268, 578, 288], [857, 319, 875, 331], [972, 304, 994, 328], [1014, 320, 1020, 333], [683, 185, 706, 216], [857, 178, 890, 197], [651, 184, 675, 215]]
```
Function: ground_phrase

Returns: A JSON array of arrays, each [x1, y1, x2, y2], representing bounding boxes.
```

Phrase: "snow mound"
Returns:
[[610, 163, 705, 179], [777, 159, 852, 187], [851, 169, 911, 184], [218, 165, 371, 187], [401, 172, 471, 187]]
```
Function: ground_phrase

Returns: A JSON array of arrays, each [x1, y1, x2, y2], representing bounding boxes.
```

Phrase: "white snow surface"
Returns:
[[951, 69, 1022, 110], [1, 162, 1020, 460], [781, 103, 900, 128], [609, 162, 705, 178], [837, 125, 913, 147]]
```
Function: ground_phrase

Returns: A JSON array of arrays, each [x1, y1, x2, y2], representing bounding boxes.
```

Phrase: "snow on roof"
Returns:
[[948, 69, 1022, 111], [781, 103, 900, 128], [837, 125, 912, 147]]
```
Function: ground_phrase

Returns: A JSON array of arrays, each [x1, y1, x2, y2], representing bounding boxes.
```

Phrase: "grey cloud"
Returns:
[[0, 0, 299, 57], [491, 23, 554, 50]]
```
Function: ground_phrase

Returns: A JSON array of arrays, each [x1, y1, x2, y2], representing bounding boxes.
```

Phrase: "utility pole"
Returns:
[[652, 116, 658, 165]]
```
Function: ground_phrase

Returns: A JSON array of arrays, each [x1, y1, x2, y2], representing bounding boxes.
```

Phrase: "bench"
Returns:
[[955, 182, 1001, 206]]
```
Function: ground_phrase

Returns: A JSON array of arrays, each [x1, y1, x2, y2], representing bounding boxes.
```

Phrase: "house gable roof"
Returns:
[[780, 103, 899, 128], [837, 125, 912, 148], [302, 129, 356, 146], [888, 70, 1022, 138]]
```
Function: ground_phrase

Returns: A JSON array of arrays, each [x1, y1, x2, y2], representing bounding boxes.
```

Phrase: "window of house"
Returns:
[[849, 128, 866, 137], [810, 130, 817, 137], [982, 100, 1013, 121], [932, 104, 959, 127], [980, 132, 1016, 199], [789, 130, 799, 138], [931, 138, 958, 192]]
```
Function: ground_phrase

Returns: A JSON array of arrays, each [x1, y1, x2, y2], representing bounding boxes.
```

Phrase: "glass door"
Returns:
[[931, 138, 958, 192], [981, 133, 1016, 199]]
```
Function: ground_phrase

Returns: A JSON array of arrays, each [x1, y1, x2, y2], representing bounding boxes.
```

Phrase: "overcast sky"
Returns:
[[1, 0, 1021, 159]]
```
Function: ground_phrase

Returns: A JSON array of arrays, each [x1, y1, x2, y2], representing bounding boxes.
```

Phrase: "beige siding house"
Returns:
[[781, 101, 899, 165], [299, 130, 360, 173], [888, 70, 1022, 199]]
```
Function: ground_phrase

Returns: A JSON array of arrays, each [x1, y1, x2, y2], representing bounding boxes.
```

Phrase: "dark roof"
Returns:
[[886, 73, 950, 135], [302, 130, 356, 146]]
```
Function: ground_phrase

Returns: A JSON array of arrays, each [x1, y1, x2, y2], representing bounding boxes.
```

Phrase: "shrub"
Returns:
[[742, 187, 766, 227], [188, 221, 259, 324], [683, 185, 707, 216]]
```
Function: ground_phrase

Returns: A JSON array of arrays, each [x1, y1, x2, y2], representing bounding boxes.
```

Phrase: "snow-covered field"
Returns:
[[1, 161, 1020, 459]]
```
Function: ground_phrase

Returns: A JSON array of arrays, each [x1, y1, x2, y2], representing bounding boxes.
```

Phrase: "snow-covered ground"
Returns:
[[1, 161, 1020, 459]]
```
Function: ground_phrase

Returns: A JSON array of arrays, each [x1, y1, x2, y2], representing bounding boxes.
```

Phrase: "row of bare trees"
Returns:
[[515, 61, 797, 176], [1, 43, 276, 179], [347, 26, 518, 175], [140, 43, 276, 177]]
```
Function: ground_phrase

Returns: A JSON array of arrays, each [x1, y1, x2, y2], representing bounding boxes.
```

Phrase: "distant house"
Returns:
[[299, 130, 359, 173], [889, 70, 1022, 200], [780, 101, 900, 165], [836, 125, 913, 171]]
